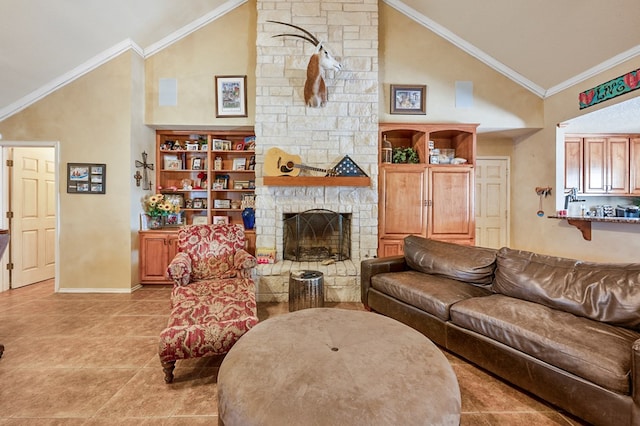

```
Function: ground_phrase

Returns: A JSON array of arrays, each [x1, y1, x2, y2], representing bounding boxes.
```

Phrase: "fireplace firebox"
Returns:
[[283, 209, 351, 262]]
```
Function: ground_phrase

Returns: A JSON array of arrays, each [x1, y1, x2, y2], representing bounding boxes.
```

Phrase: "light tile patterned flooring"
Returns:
[[0, 280, 587, 425]]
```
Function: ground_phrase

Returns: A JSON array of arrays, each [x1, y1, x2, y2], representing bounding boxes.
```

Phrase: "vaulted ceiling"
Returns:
[[1, 0, 638, 122]]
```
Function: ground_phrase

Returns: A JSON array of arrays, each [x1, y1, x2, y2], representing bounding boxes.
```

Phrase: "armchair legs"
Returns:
[[162, 360, 176, 383]]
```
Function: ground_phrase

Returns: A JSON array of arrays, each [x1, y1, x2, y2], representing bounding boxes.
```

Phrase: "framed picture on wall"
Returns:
[[390, 84, 427, 115], [215, 75, 248, 118], [67, 163, 106, 194]]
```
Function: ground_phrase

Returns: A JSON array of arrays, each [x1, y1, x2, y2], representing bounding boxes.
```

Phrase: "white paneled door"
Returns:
[[475, 157, 510, 249], [11, 147, 56, 287]]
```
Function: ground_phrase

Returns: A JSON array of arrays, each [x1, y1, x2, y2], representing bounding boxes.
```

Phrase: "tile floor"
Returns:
[[0, 280, 587, 425]]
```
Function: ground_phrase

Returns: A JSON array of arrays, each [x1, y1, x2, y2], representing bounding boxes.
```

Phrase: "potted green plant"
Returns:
[[392, 147, 419, 164]]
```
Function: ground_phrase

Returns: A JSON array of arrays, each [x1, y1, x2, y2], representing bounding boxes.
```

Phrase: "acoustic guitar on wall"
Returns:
[[264, 147, 336, 177]]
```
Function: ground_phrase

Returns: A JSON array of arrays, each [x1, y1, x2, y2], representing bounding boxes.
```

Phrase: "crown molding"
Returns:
[[383, 0, 545, 98], [0, 39, 143, 122], [545, 44, 640, 97], [144, 0, 248, 58]]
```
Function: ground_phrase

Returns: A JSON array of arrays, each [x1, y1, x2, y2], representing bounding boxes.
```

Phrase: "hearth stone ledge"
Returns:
[[255, 260, 363, 303]]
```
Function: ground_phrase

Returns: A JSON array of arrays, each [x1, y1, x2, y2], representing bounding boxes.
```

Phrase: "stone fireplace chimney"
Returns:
[[254, 0, 379, 303]]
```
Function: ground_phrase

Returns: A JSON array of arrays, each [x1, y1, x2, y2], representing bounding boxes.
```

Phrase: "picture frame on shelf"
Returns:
[[192, 198, 204, 209], [213, 139, 226, 150], [164, 154, 181, 170], [192, 215, 208, 225], [215, 174, 229, 189], [192, 157, 203, 170], [235, 141, 245, 151], [67, 163, 106, 194], [164, 211, 184, 227], [213, 215, 230, 225], [390, 84, 427, 115], [140, 213, 150, 230], [215, 75, 248, 118], [214, 199, 231, 209], [232, 158, 247, 170]]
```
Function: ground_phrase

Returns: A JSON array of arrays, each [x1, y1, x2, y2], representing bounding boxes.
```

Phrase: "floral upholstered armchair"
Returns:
[[158, 224, 259, 383]]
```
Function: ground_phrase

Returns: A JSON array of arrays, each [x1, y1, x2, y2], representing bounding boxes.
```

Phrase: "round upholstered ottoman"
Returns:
[[217, 308, 460, 425]]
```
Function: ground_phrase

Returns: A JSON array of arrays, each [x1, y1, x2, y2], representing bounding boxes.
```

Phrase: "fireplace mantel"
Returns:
[[263, 176, 370, 187]]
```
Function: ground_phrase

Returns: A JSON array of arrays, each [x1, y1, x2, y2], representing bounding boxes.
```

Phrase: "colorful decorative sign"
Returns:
[[579, 68, 640, 109]]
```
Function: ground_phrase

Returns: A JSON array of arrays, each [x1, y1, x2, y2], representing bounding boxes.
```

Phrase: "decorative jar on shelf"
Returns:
[[242, 208, 255, 230]]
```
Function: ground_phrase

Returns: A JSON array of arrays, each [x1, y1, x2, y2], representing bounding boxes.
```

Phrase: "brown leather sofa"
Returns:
[[361, 236, 640, 426]]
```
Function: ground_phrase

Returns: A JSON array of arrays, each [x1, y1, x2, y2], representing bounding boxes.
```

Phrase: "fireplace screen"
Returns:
[[283, 209, 351, 262]]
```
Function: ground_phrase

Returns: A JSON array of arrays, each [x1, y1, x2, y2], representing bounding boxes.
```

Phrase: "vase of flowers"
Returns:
[[144, 194, 180, 229]]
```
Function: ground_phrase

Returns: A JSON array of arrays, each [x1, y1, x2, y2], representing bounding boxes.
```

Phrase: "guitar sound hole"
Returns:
[[280, 162, 295, 173]]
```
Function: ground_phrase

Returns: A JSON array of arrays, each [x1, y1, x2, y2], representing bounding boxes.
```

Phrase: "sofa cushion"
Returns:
[[403, 236, 497, 286], [450, 294, 640, 394], [493, 247, 640, 329], [371, 270, 492, 321]]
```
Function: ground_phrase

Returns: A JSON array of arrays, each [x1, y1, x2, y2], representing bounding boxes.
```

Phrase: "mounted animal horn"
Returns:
[[268, 20, 342, 108]]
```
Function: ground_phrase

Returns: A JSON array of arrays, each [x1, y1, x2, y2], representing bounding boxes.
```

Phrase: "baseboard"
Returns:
[[58, 285, 141, 294]]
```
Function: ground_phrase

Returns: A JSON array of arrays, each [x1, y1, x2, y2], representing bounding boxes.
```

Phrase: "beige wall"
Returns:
[[145, 2, 256, 127], [0, 51, 147, 290]]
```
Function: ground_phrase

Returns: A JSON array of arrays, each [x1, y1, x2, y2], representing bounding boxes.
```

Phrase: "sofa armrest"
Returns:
[[233, 249, 257, 278], [632, 339, 640, 407], [234, 249, 257, 270], [360, 256, 408, 306], [167, 252, 192, 286]]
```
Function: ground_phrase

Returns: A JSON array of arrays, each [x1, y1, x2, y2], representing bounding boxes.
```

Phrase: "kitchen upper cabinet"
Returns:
[[583, 137, 629, 194], [564, 137, 583, 192], [631, 138, 640, 194], [566, 134, 640, 196]]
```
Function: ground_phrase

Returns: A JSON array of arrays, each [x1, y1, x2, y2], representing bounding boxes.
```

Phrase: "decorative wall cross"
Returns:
[[135, 151, 154, 190]]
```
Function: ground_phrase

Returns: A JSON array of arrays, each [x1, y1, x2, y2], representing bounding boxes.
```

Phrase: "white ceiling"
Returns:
[[0, 0, 639, 126]]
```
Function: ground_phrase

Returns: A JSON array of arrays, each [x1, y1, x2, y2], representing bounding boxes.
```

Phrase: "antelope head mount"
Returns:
[[268, 20, 342, 108]]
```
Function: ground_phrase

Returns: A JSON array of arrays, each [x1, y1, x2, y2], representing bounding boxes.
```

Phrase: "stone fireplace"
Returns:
[[253, 0, 379, 302]]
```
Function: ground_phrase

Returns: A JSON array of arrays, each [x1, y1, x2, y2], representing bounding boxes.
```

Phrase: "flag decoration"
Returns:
[[333, 155, 368, 177]]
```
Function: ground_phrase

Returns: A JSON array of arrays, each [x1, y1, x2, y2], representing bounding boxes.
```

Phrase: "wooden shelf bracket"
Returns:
[[566, 219, 592, 241]]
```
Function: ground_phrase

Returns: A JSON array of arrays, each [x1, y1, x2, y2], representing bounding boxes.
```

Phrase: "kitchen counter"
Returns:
[[549, 215, 640, 240]]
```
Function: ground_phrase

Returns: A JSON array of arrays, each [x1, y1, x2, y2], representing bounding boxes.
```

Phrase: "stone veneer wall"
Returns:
[[254, 0, 379, 302]]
